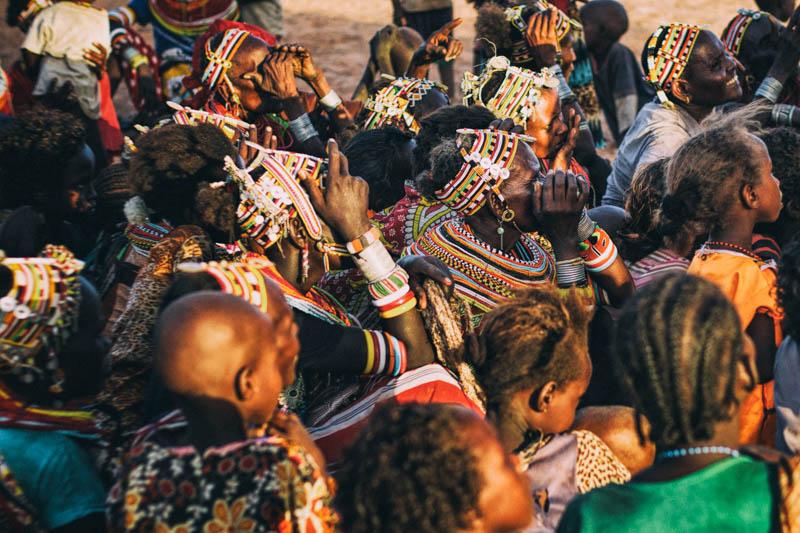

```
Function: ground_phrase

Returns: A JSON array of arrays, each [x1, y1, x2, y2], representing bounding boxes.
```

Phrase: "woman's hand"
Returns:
[[488, 117, 525, 134], [277, 43, 322, 84], [551, 109, 580, 171], [236, 124, 278, 168], [397, 255, 453, 309], [421, 18, 464, 64], [532, 169, 588, 257], [261, 52, 300, 100], [83, 42, 108, 79], [525, 8, 559, 68], [302, 139, 372, 241]]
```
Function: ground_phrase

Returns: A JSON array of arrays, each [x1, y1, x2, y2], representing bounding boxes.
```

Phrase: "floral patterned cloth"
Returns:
[[107, 435, 337, 532]]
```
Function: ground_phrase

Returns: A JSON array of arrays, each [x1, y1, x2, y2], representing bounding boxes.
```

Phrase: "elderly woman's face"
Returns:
[[682, 30, 742, 106], [228, 36, 275, 114], [525, 88, 567, 160], [497, 142, 541, 232]]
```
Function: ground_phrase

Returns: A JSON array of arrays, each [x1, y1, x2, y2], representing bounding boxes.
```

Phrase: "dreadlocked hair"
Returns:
[[335, 403, 485, 533], [468, 286, 592, 412], [128, 124, 237, 237], [778, 239, 800, 341], [412, 104, 495, 176], [618, 158, 670, 263], [613, 274, 743, 448], [0, 107, 86, 209], [658, 119, 763, 255]]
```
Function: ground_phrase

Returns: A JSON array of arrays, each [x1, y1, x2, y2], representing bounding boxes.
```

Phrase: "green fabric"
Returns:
[[557, 456, 778, 532]]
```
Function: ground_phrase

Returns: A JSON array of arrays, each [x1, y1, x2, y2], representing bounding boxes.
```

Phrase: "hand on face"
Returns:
[[525, 8, 560, 67], [260, 51, 300, 100], [275, 43, 322, 83], [551, 108, 580, 171], [532, 169, 589, 250], [302, 139, 372, 242]]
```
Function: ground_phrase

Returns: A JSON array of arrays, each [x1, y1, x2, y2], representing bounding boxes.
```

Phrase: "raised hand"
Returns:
[[397, 255, 453, 309], [551, 108, 580, 171], [532, 169, 589, 256], [261, 52, 300, 100], [423, 18, 464, 63], [525, 8, 559, 67]]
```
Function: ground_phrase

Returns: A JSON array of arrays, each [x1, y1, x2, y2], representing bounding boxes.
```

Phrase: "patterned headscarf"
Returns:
[[0, 246, 83, 392], [722, 9, 765, 56], [202, 28, 251, 96], [505, 1, 581, 66], [363, 77, 448, 133], [644, 23, 702, 107], [434, 129, 533, 217], [462, 56, 559, 127], [178, 258, 274, 314]]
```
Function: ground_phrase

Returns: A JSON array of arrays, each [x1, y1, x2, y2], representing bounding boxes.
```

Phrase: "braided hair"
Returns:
[[613, 274, 743, 448], [469, 286, 591, 411], [335, 403, 485, 533]]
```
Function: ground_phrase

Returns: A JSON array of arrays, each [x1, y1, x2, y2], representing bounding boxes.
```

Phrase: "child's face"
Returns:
[[752, 139, 783, 223]]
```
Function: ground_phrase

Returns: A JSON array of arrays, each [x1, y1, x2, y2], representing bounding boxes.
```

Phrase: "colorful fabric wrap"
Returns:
[[168, 101, 250, 139], [578, 224, 618, 273], [463, 56, 559, 127], [645, 23, 702, 107], [202, 27, 250, 95], [363, 77, 447, 134], [0, 246, 83, 393], [434, 128, 533, 216], [177, 258, 274, 314], [505, 2, 581, 65], [124, 221, 174, 260], [723, 9, 764, 56], [148, 0, 240, 38]]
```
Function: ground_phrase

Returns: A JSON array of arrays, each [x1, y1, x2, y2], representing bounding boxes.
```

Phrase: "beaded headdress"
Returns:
[[167, 101, 250, 140], [462, 56, 559, 127], [644, 23, 702, 108], [434, 129, 534, 217], [363, 77, 447, 134], [722, 9, 765, 56], [505, 2, 581, 65], [0, 246, 83, 392], [202, 28, 250, 96], [178, 258, 274, 314]]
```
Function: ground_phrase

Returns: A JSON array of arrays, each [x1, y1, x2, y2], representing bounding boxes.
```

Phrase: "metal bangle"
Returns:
[[288, 113, 318, 143], [550, 64, 574, 100], [577, 211, 596, 242], [772, 103, 796, 126], [755, 76, 784, 104], [555, 258, 587, 287], [319, 90, 343, 112]]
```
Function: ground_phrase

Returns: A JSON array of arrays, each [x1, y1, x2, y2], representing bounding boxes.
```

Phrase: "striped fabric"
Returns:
[[627, 248, 689, 289]]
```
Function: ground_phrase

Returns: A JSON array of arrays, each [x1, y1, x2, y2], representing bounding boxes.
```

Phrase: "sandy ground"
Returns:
[[0, 0, 751, 120]]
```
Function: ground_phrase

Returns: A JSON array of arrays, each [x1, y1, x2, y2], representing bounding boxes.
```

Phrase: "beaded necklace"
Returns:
[[656, 446, 740, 461], [703, 241, 762, 261]]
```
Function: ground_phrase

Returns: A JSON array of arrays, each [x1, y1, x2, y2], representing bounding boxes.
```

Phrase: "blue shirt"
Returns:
[[0, 428, 106, 529]]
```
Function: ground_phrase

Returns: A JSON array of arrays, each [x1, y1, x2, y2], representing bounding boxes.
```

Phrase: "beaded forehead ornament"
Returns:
[[178, 258, 274, 314], [505, 2, 581, 65], [363, 77, 447, 134], [644, 23, 702, 107], [167, 101, 251, 140], [462, 56, 559, 127], [434, 128, 534, 217], [722, 9, 765, 56], [0, 246, 83, 392], [202, 28, 250, 95]]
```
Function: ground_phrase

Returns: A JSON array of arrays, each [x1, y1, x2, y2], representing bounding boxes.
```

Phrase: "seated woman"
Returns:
[[602, 24, 743, 207], [357, 76, 450, 135], [408, 128, 632, 327], [335, 403, 534, 533], [470, 286, 633, 531], [616, 158, 689, 289], [0, 246, 109, 531], [558, 275, 779, 533]]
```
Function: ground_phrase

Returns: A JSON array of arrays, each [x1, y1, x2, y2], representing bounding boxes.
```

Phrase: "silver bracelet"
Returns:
[[772, 103, 797, 126], [288, 113, 318, 143], [556, 258, 587, 287], [319, 90, 343, 112], [755, 76, 784, 103], [550, 64, 574, 100], [577, 211, 596, 242]]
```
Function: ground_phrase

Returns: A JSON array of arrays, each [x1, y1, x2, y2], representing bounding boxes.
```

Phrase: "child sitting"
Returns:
[[580, 0, 654, 144]]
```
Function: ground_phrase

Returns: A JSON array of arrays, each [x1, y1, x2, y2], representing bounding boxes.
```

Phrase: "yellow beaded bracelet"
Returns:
[[379, 296, 418, 319]]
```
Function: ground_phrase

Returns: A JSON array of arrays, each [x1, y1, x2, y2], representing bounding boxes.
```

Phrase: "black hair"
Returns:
[[618, 158, 670, 263], [128, 124, 238, 240], [613, 274, 743, 448], [343, 126, 414, 211], [469, 286, 591, 411], [779, 239, 800, 341], [159, 272, 222, 313], [0, 108, 86, 209], [413, 104, 496, 175], [760, 127, 800, 216], [335, 403, 484, 533], [579, 0, 629, 41]]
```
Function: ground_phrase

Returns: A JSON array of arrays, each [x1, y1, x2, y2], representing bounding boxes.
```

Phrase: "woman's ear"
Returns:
[[671, 78, 692, 105], [529, 381, 558, 413], [735, 333, 758, 395], [741, 182, 759, 210], [487, 193, 505, 220], [235, 366, 256, 402]]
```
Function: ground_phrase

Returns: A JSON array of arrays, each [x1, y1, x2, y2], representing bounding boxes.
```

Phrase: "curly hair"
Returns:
[[779, 239, 800, 341], [128, 124, 237, 238], [469, 286, 592, 410], [618, 158, 670, 263], [335, 403, 485, 533], [658, 121, 763, 254], [476, 3, 514, 52], [343, 126, 414, 211], [413, 104, 495, 175], [760, 127, 800, 216], [613, 274, 743, 448], [0, 108, 87, 209]]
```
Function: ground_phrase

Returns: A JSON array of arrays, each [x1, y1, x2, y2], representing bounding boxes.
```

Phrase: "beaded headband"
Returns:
[[167, 101, 251, 140], [644, 23, 702, 107], [178, 259, 274, 314], [434, 129, 534, 216], [363, 77, 447, 133], [462, 56, 559, 127], [0, 246, 83, 392], [505, 2, 581, 65], [722, 9, 764, 56], [202, 28, 250, 94]]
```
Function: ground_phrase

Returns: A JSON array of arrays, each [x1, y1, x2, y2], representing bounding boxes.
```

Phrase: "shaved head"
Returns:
[[580, 0, 629, 41]]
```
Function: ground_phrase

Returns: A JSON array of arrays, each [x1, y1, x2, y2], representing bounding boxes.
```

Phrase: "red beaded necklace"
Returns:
[[703, 240, 761, 261]]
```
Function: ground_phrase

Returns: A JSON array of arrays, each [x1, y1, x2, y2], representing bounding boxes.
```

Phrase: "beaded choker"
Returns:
[[202, 28, 250, 96], [645, 23, 701, 108], [434, 128, 533, 216], [702, 241, 762, 261], [462, 56, 559, 127], [363, 77, 447, 134]]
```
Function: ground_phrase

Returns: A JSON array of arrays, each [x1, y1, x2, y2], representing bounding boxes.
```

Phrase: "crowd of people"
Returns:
[[2, 0, 800, 530]]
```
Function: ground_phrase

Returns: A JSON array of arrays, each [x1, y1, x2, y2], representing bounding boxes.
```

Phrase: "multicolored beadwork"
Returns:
[[202, 28, 250, 94], [644, 23, 702, 107], [178, 259, 275, 314], [722, 9, 764, 56], [168, 101, 251, 140], [363, 77, 447, 133], [504, 2, 581, 65]]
